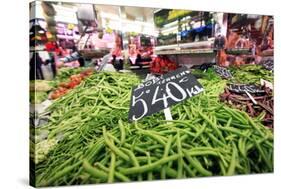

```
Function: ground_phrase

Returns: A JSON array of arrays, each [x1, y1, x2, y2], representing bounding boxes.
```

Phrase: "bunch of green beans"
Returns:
[[35, 71, 273, 187], [229, 64, 273, 84]]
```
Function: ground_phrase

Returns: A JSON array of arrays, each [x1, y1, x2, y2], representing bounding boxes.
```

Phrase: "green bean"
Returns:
[[254, 139, 272, 170], [35, 71, 273, 185], [218, 126, 252, 140], [147, 153, 153, 180], [121, 148, 139, 167], [226, 117, 232, 127], [183, 150, 212, 176], [83, 160, 108, 181], [183, 161, 196, 177], [108, 149, 116, 183], [219, 160, 226, 175], [176, 131, 183, 178], [198, 111, 226, 143], [216, 117, 252, 129], [192, 122, 207, 142], [119, 154, 180, 175], [95, 163, 130, 182], [187, 150, 219, 157], [161, 135, 173, 179], [136, 156, 157, 162], [45, 161, 82, 185], [118, 120, 126, 145], [99, 154, 110, 166], [100, 94, 128, 110], [242, 111, 264, 136], [137, 130, 166, 145], [162, 167, 177, 178], [226, 143, 237, 176], [102, 127, 129, 161], [206, 132, 226, 147], [222, 107, 248, 125], [238, 137, 247, 158]]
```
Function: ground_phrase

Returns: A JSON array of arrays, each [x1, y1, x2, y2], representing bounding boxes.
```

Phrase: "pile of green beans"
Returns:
[[228, 64, 273, 84], [35, 71, 273, 187]]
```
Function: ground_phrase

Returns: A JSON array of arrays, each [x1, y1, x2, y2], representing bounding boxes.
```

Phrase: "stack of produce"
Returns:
[[192, 66, 274, 128], [50, 69, 93, 99], [219, 87, 273, 128], [55, 67, 86, 83], [150, 56, 178, 75], [34, 71, 273, 187], [229, 64, 273, 84], [30, 80, 55, 104]]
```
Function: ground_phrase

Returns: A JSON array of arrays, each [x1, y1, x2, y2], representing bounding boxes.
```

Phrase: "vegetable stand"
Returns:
[[29, 4, 274, 187], [32, 66, 273, 187]]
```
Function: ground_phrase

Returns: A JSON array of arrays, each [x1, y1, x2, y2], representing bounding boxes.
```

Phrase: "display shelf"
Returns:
[[155, 48, 214, 55], [155, 39, 214, 51], [155, 39, 214, 55], [180, 38, 214, 48], [225, 48, 252, 55], [155, 43, 179, 51]]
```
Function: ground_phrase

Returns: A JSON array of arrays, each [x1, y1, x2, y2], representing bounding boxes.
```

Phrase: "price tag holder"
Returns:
[[213, 65, 232, 79], [260, 79, 273, 90], [128, 67, 204, 121], [228, 84, 265, 94]]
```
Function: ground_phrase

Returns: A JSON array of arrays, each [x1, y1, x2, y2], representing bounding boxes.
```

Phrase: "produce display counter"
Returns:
[[155, 48, 214, 55], [31, 64, 274, 187], [29, 3, 275, 187]]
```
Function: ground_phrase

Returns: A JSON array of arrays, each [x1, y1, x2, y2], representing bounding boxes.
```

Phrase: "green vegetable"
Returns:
[[34, 71, 273, 187], [30, 91, 48, 104]]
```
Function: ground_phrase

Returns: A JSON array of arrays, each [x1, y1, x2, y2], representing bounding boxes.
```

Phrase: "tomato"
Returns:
[[68, 81, 77, 89], [51, 92, 60, 99], [59, 82, 69, 88]]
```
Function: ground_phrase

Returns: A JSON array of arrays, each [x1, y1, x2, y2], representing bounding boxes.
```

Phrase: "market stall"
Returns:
[[29, 2, 274, 188]]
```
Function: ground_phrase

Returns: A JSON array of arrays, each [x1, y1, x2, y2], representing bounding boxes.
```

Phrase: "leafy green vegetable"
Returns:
[[30, 80, 54, 92], [30, 91, 48, 104], [229, 64, 273, 84]]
